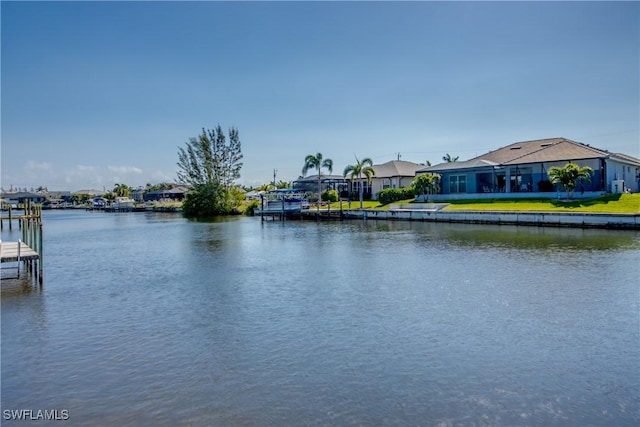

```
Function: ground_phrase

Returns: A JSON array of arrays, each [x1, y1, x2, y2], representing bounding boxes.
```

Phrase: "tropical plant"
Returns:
[[343, 156, 375, 209], [256, 183, 275, 192], [411, 173, 441, 201], [442, 153, 459, 163], [275, 180, 291, 189], [146, 182, 174, 192], [302, 152, 333, 211], [71, 193, 92, 205], [112, 183, 131, 198], [547, 162, 593, 199], [177, 125, 243, 216], [321, 189, 339, 203]]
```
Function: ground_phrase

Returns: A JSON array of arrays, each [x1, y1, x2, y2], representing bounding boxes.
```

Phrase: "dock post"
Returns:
[[17, 239, 21, 278], [38, 222, 43, 285]]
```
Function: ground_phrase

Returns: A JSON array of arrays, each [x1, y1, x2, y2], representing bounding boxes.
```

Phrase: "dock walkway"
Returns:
[[1, 241, 40, 263], [0, 202, 44, 284]]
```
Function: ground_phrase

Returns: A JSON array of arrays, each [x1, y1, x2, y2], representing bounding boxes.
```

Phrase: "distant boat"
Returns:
[[108, 197, 135, 212], [254, 189, 309, 214]]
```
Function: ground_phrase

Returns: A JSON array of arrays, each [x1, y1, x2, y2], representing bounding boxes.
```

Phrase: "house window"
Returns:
[[449, 175, 467, 193], [352, 181, 371, 192]]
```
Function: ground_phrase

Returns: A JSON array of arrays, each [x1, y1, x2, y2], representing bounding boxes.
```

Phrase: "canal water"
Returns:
[[2, 210, 639, 426]]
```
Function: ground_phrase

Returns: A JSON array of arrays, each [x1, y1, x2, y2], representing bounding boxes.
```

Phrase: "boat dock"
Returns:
[[0, 202, 43, 284]]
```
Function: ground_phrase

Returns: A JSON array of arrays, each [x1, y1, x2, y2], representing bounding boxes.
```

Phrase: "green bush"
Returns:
[[182, 183, 237, 217], [321, 189, 339, 203], [377, 187, 415, 205], [244, 199, 260, 215]]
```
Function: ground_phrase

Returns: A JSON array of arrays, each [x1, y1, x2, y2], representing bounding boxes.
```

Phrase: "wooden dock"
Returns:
[[0, 202, 43, 284], [0, 241, 40, 263]]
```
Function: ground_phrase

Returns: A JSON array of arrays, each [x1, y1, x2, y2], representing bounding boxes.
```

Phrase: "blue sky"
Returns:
[[2, 1, 638, 192]]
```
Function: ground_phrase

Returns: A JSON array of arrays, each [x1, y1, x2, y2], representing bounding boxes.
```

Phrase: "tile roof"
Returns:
[[473, 137, 610, 165], [372, 160, 423, 178], [420, 158, 499, 173]]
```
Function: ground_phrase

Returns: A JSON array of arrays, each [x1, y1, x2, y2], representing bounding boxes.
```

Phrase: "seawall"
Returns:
[[343, 208, 640, 230]]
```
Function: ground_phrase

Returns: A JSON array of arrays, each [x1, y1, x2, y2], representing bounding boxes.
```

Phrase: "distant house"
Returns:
[[130, 188, 146, 202], [418, 137, 640, 197], [73, 189, 105, 197], [143, 186, 188, 202], [46, 191, 72, 203], [0, 191, 46, 206], [368, 160, 423, 200], [292, 175, 349, 196]]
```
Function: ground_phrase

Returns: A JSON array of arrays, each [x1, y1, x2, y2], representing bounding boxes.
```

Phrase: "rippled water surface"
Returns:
[[2, 210, 639, 426]]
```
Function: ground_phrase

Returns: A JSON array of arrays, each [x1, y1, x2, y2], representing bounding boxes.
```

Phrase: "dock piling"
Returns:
[[1, 201, 43, 285]]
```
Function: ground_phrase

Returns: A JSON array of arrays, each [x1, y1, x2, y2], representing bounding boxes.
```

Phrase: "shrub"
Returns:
[[377, 187, 415, 205], [321, 189, 339, 203], [182, 183, 236, 217], [244, 199, 260, 216]]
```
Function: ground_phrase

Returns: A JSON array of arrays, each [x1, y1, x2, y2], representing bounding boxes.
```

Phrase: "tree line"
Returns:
[[173, 123, 596, 217]]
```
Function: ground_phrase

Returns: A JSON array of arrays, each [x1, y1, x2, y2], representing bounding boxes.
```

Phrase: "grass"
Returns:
[[325, 194, 640, 214], [326, 200, 387, 210], [441, 193, 640, 214]]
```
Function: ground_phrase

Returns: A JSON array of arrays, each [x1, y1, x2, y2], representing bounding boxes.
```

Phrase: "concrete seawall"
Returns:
[[343, 209, 640, 230]]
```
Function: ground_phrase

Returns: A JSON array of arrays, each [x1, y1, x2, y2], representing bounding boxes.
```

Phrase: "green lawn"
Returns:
[[442, 193, 640, 214], [328, 194, 640, 214], [326, 200, 391, 210]]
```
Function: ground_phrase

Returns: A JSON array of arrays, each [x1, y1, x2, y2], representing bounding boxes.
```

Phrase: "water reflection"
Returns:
[[0, 275, 42, 297], [352, 220, 640, 251], [1, 212, 638, 426]]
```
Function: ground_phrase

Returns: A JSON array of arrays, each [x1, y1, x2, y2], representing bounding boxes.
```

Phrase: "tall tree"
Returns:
[[343, 156, 375, 209], [442, 153, 459, 163], [302, 153, 333, 211], [177, 126, 243, 189], [547, 162, 593, 199], [177, 125, 243, 216]]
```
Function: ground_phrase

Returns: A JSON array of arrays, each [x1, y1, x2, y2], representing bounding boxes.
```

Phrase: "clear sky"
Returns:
[[2, 1, 638, 192]]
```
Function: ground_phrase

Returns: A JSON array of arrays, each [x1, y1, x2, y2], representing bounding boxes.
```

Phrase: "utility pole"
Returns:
[[397, 152, 402, 161], [273, 169, 277, 187]]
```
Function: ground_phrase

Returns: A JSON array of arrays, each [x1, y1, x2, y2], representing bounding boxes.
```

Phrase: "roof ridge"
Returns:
[[506, 138, 565, 163]]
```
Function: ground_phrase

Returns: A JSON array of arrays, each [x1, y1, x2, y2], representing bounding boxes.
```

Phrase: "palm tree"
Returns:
[[302, 153, 333, 211], [442, 153, 459, 163], [343, 156, 375, 209], [411, 173, 441, 201], [547, 162, 593, 199], [275, 180, 291, 189], [256, 183, 275, 192], [112, 183, 131, 198]]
